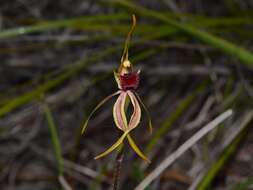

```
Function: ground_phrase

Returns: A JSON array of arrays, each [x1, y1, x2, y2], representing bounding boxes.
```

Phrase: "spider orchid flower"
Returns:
[[81, 15, 152, 163]]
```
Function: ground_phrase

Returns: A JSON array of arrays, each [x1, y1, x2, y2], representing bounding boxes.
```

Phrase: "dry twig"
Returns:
[[134, 109, 233, 190]]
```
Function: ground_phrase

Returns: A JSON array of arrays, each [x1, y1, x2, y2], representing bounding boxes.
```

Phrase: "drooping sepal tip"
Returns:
[[94, 130, 129, 160], [127, 134, 151, 163], [134, 92, 153, 135], [94, 131, 150, 163]]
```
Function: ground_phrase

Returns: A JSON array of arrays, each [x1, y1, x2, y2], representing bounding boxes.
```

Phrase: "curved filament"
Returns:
[[81, 91, 120, 134], [120, 14, 137, 66], [134, 92, 153, 134]]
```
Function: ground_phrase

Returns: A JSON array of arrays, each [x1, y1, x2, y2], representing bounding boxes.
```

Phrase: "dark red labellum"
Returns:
[[120, 72, 140, 91]]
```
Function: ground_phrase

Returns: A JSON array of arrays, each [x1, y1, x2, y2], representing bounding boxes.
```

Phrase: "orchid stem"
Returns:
[[112, 94, 129, 190], [113, 147, 124, 190]]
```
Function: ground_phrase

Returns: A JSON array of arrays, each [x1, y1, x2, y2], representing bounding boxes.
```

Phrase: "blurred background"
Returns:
[[0, 0, 253, 190]]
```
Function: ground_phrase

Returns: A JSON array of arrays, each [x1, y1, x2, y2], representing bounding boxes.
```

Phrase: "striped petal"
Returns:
[[127, 91, 141, 130], [113, 91, 128, 131], [81, 91, 120, 134], [127, 134, 150, 163]]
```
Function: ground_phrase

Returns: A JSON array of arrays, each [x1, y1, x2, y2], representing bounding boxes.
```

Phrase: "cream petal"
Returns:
[[127, 91, 141, 130]]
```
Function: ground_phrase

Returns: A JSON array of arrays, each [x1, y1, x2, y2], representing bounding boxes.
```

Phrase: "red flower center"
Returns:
[[119, 72, 140, 91]]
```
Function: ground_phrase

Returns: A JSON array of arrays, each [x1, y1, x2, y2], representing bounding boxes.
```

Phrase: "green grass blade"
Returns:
[[0, 13, 128, 39], [110, 0, 253, 67], [0, 47, 118, 118], [0, 27, 176, 118], [196, 111, 253, 190], [146, 80, 208, 152], [43, 102, 64, 176]]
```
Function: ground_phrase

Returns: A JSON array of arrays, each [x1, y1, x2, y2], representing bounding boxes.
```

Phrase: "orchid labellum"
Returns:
[[81, 15, 152, 163]]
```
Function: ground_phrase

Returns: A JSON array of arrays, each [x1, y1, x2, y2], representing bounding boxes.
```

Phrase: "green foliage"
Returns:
[[0, 13, 128, 39], [43, 102, 64, 176], [109, 0, 253, 67], [1, 3, 253, 189], [231, 176, 253, 190], [196, 111, 253, 190], [0, 47, 118, 118], [146, 80, 208, 152]]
